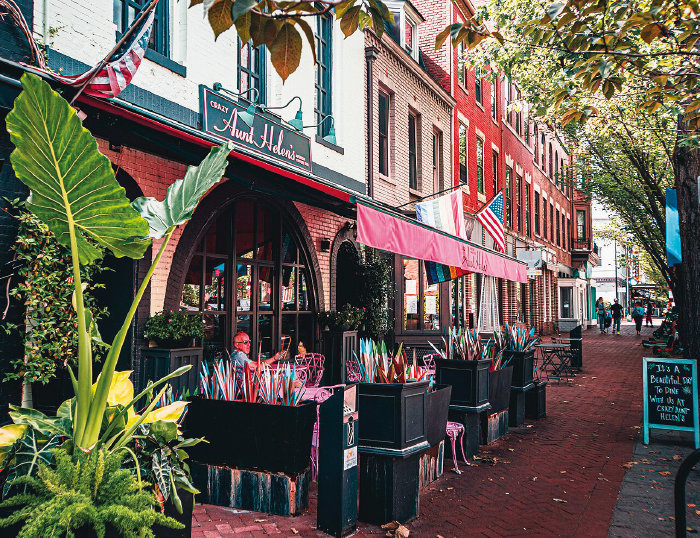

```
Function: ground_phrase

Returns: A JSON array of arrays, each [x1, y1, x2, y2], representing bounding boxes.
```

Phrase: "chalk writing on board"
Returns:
[[646, 361, 694, 427]]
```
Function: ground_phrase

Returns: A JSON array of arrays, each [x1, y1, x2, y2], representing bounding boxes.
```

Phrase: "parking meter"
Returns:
[[317, 385, 358, 537]]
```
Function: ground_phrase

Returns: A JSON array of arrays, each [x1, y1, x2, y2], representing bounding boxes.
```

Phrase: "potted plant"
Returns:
[[355, 339, 430, 451], [499, 324, 538, 389], [0, 73, 231, 536], [433, 328, 492, 409], [318, 303, 364, 332], [141, 311, 205, 396], [183, 359, 316, 476]]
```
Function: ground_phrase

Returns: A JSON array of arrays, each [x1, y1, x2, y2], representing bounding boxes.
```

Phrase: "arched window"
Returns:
[[179, 198, 315, 359]]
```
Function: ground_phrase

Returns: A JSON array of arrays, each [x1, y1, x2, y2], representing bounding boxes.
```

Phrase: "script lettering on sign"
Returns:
[[643, 357, 699, 448], [200, 86, 312, 172]]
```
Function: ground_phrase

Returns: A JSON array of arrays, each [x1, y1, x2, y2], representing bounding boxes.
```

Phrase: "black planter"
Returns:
[[434, 358, 490, 408], [140, 347, 203, 396], [321, 330, 358, 384], [183, 397, 316, 476], [525, 380, 547, 419], [425, 384, 452, 446], [357, 380, 429, 451], [488, 366, 513, 414], [503, 350, 535, 389]]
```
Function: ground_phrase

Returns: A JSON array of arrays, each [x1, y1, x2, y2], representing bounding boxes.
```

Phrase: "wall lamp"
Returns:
[[212, 82, 259, 128], [304, 115, 336, 146], [259, 96, 304, 131]]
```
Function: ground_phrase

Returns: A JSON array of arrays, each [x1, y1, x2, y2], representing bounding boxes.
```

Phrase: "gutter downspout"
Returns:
[[365, 46, 379, 199]]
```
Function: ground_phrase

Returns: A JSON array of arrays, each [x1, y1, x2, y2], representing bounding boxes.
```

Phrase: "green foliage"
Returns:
[[2, 200, 109, 385], [318, 304, 365, 331], [0, 448, 182, 538], [143, 311, 205, 348], [357, 251, 393, 339], [1, 427, 59, 497], [191, 0, 394, 82]]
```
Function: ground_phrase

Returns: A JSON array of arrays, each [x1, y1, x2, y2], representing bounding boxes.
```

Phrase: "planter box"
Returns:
[[425, 384, 452, 447], [434, 358, 490, 408], [503, 350, 535, 389], [140, 347, 203, 395], [488, 366, 513, 414], [357, 380, 429, 451], [525, 380, 547, 419], [183, 397, 316, 476], [321, 330, 358, 385]]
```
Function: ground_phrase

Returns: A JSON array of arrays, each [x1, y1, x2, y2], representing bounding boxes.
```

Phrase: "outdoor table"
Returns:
[[535, 343, 576, 381], [555, 338, 583, 370]]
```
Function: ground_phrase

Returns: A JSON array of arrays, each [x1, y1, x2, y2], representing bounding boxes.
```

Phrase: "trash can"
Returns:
[[569, 325, 582, 369]]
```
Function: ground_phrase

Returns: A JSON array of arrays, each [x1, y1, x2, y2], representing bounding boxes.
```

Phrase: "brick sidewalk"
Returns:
[[193, 322, 654, 537]]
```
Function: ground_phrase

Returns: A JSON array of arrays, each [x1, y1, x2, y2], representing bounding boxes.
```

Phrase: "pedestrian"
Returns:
[[645, 301, 653, 327], [632, 302, 645, 335], [610, 298, 624, 335], [596, 297, 607, 334]]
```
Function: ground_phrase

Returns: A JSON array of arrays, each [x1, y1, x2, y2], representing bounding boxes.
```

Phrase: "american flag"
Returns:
[[46, 9, 156, 98], [477, 192, 505, 253]]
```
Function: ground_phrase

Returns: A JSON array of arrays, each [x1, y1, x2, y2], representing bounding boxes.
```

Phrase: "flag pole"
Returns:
[[69, 0, 159, 106], [394, 182, 465, 210]]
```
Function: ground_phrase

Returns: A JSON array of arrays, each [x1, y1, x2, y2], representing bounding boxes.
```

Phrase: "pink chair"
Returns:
[[294, 353, 325, 387], [346, 354, 361, 382], [446, 421, 469, 474], [420, 353, 437, 377]]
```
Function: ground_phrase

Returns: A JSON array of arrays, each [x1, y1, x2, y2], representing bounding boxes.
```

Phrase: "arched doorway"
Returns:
[[169, 190, 320, 360], [335, 241, 361, 310]]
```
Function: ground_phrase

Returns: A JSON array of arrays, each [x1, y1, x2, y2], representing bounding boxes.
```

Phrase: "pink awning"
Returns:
[[356, 202, 527, 283]]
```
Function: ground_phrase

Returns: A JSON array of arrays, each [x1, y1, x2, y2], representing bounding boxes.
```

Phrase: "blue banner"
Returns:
[[666, 188, 682, 267]]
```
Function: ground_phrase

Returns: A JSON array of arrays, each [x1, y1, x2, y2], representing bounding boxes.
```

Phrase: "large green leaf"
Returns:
[[3, 429, 59, 496], [131, 142, 232, 238], [5, 73, 151, 264]]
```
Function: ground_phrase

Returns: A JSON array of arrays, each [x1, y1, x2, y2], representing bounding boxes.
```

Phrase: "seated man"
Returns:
[[232, 331, 286, 369]]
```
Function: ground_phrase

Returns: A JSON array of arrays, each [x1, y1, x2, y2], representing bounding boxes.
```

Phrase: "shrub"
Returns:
[[144, 311, 204, 348]]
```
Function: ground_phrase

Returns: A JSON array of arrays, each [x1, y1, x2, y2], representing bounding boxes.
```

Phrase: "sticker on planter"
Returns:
[[343, 447, 357, 470]]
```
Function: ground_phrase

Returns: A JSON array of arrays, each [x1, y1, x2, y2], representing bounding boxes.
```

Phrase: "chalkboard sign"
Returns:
[[643, 357, 699, 448]]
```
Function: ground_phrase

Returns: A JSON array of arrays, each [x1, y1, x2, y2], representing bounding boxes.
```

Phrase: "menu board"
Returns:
[[643, 357, 699, 448]]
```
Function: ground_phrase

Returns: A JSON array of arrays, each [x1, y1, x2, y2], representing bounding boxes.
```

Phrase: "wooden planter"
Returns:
[[434, 358, 490, 408], [425, 384, 452, 447], [488, 366, 514, 414], [357, 380, 429, 452], [503, 349, 535, 389], [321, 330, 358, 384], [183, 397, 316, 476], [140, 347, 203, 396], [525, 380, 547, 419]]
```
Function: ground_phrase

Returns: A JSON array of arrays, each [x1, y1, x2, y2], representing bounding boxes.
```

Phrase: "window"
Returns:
[[476, 138, 484, 194], [378, 91, 390, 176], [548, 143, 553, 177], [237, 38, 266, 105], [515, 173, 522, 232], [432, 130, 443, 193], [534, 191, 540, 235], [576, 210, 586, 241], [408, 113, 418, 190], [315, 15, 333, 137], [505, 166, 513, 228], [525, 184, 531, 237], [555, 151, 559, 185], [556, 209, 561, 246], [459, 123, 468, 184], [475, 67, 482, 104], [524, 116, 529, 144], [543, 198, 547, 238], [541, 133, 546, 167], [457, 42, 466, 86], [404, 16, 416, 57], [565, 217, 570, 250], [515, 89, 522, 136], [534, 124, 539, 162], [560, 286, 573, 318], [491, 79, 497, 120], [114, 0, 168, 56], [550, 201, 554, 242], [503, 78, 510, 121], [492, 149, 498, 196], [402, 258, 440, 331]]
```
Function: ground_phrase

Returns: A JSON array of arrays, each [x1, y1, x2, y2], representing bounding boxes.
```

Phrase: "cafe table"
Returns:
[[534, 343, 576, 381]]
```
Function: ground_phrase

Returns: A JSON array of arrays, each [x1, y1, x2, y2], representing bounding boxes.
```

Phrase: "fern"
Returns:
[[0, 448, 183, 537]]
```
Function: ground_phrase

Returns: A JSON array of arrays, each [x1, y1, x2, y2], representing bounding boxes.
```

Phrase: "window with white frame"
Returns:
[[386, 2, 420, 61]]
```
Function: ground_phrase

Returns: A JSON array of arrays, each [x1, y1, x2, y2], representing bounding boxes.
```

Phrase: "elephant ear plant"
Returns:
[[0, 73, 231, 533]]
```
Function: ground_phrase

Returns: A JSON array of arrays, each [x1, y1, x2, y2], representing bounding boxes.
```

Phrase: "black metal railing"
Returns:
[[675, 448, 700, 537], [572, 239, 591, 251]]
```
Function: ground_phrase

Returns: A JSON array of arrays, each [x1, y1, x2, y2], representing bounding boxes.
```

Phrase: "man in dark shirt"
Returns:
[[610, 298, 624, 335]]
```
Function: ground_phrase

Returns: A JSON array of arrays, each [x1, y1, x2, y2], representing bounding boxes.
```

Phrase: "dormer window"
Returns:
[[385, 1, 423, 61]]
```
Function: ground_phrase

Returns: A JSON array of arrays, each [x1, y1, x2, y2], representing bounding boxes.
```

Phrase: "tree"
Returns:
[[443, 0, 700, 358]]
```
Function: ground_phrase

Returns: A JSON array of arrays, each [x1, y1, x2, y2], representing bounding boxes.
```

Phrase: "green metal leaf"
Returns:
[[131, 142, 232, 239], [5, 73, 151, 264]]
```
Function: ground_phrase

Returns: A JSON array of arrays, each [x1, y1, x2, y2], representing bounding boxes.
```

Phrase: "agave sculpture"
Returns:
[[0, 73, 231, 531]]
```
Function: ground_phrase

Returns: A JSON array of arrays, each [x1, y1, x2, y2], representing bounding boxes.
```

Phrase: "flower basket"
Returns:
[[183, 397, 316, 476]]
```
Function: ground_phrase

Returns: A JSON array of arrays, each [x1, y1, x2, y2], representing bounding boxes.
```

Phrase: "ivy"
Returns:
[[2, 200, 109, 386]]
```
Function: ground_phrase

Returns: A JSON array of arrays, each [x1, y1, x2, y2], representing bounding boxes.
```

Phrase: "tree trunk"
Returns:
[[673, 132, 700, 360]]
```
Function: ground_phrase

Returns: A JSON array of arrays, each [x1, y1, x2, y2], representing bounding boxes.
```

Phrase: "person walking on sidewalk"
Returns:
[[645, 301, 653, 327], [611, 298, 624, 335], [632, 302, 645, 335], [597, 297, 608, 334]]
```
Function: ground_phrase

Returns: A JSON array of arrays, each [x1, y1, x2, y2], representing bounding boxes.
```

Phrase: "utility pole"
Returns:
[[614, 240, 619, 303], [625, 245, 631, 314]]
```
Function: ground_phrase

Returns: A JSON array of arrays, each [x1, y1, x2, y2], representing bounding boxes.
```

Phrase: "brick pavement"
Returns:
[[192, 322, 658, 537]]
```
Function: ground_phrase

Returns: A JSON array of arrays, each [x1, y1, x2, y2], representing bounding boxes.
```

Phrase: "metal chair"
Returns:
[[420, 353, 437, 377], [294, 353, 325, 387], [346, 353, 361, 382]]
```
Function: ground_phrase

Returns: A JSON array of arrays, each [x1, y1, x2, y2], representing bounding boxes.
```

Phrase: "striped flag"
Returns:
[[46, 8, 156, 98], [416, 190, 469, 285], [477, 192, 505, 253]]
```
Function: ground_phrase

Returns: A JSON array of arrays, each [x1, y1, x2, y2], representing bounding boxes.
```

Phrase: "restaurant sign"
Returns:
[[200, 85, 312, 172]]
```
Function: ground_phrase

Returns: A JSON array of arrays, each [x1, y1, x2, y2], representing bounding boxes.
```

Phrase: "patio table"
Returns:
[[535, 343, 576, 381]]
